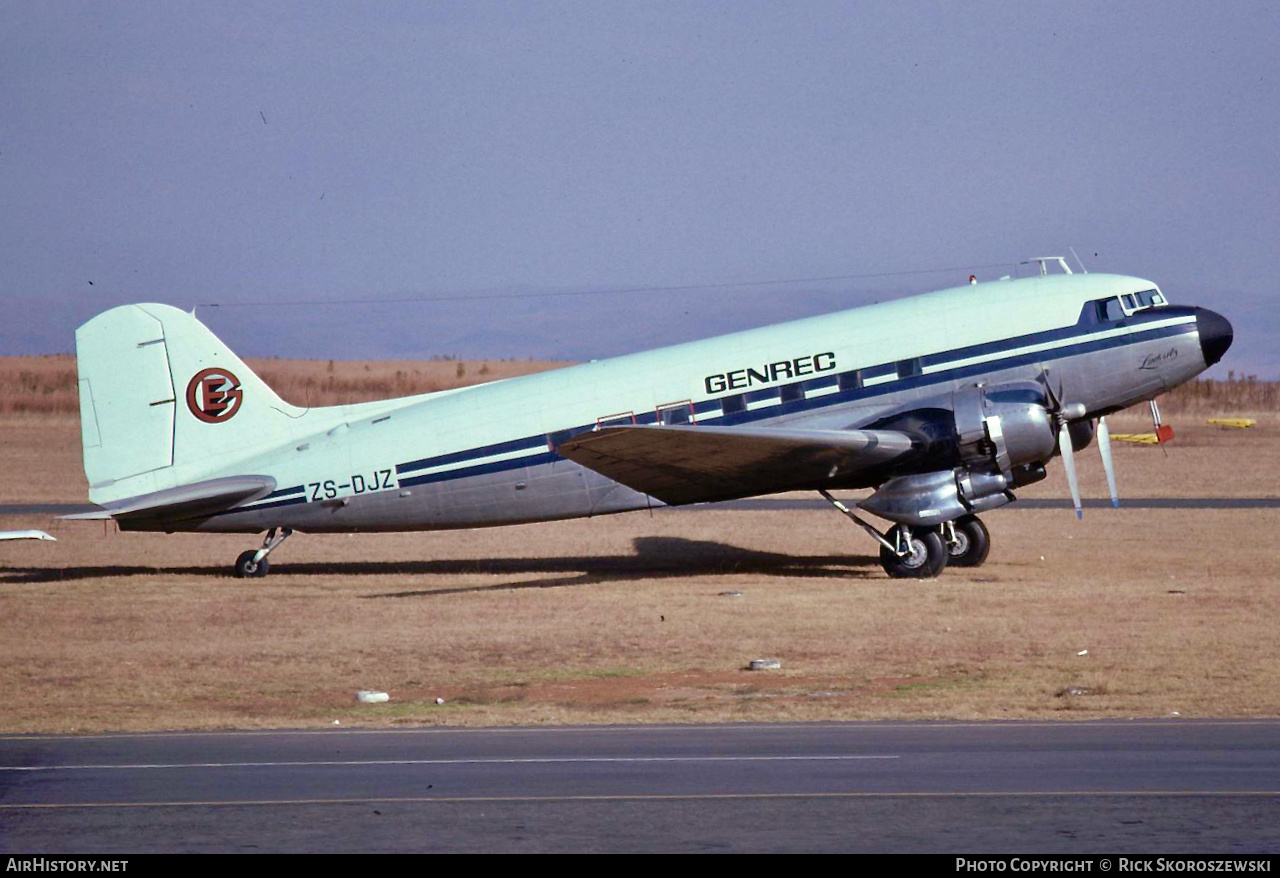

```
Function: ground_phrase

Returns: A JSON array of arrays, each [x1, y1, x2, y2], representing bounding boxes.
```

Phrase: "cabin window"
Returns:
[[895, 358, 921, 378], [720, 394, 746, 415], [596, 411, 636, 428], [656, 401, 695, 425], [837, 370, 863, 392], [780, 383, 804, 403]]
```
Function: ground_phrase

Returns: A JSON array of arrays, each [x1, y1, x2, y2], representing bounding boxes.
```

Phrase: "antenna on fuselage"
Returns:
[[1068, 247, 1089, 274]]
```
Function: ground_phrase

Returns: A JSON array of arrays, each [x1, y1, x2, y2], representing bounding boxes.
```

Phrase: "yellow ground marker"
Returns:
[[1206, 417, 1256, 429], [1111, 433, 1160, 445]]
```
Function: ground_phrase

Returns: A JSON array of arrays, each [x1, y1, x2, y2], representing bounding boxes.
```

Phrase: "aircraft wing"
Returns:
[[60, 475, 276, 526], [555, 424, 916, 506]]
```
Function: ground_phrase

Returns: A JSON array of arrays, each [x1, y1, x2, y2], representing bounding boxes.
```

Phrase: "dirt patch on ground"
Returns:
[[428, 670, 908, 711]]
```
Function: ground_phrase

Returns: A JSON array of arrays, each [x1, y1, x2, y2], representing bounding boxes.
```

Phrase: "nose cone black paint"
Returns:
[[1195, 308, 1233, 367]]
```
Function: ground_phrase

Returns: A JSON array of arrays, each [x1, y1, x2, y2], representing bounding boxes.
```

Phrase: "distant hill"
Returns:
[[0, 355, 573, 416], [0, 355, 1272, 417]]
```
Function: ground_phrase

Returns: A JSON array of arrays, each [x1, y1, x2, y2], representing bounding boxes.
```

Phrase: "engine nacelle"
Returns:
[[859, 470, 965, 527], [859, 467, 1014, 527], [1066, 418, 1095, 453], [858, 383, 1060, 527], [952, 383, 1058, 474]]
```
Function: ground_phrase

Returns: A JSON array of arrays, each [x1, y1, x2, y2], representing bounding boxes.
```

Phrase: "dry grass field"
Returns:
[[1, 356, 1277, 733], [0, 354, 566, 416]]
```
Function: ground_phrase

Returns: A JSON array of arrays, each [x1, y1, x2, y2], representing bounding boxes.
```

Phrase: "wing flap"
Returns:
[[555, 424, 915, 505]]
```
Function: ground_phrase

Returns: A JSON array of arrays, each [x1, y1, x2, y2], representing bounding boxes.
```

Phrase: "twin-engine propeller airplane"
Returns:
[[68, 258, 1232, 579]]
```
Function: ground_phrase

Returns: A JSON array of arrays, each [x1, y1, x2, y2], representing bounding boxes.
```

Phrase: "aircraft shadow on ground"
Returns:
[[0, 536, 880, 591], [364, 537, 881, 598]]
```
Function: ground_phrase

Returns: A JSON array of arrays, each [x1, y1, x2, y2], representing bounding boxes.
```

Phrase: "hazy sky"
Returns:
[[2, 1, 1276, 377]]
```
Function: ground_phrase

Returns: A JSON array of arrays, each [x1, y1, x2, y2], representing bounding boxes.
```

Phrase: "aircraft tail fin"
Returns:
[[76, 304, 305, 505]]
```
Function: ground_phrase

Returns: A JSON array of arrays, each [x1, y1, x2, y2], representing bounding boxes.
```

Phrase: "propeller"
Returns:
[[1040, 368, 1119, 517], [1059, 417, 1080, 517], [1055, 403, 1087, 519], [1097, 416, 1119, 508]]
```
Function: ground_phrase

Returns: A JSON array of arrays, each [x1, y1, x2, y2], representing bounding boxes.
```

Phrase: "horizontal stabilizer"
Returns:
[[60, 475, 276, 525], [555, 424, 915, 506]]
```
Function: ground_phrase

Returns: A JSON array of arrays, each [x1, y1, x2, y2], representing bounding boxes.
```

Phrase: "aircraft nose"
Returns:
[[1196, 307, 1234, 368]]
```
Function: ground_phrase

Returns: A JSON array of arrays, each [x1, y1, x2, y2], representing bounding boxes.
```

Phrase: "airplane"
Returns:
[[66, 257, 1232, 579]]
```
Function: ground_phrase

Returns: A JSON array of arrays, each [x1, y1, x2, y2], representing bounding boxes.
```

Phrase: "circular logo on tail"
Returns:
[[186, 369, 243, 423]]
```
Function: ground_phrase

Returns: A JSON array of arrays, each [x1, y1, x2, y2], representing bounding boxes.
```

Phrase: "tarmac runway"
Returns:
[[3, 720, 1279, 853]]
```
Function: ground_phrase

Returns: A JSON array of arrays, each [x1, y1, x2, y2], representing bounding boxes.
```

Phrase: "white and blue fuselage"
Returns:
[[74, 270, 1231, 543]]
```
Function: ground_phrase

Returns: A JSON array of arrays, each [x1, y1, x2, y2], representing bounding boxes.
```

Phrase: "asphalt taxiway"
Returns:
[[3, 720, 1279, 853]]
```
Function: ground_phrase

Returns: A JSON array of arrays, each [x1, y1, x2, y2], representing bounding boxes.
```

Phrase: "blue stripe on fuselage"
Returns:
[[397, 436, 550, 477], [383, 312, 1197, 489], [397, 451, 561, 488]]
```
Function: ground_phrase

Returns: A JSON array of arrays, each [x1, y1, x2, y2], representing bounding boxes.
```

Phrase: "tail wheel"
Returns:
[[947, 515, 991, 568], [880, 525, 948, 579], [234, 550, 269, 578]]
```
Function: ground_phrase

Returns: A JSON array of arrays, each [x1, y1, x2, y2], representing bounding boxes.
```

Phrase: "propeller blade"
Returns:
[[1059, 420, 1083, 519], [1040, 367, 1063, 410], [1097, 416, 1119, 508]]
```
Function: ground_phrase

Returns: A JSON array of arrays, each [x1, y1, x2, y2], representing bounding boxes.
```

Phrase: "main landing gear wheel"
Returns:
[[879, 525, 948, 579], [946, 515, 991, 568], [232, 527, 293, 579], [234, 550, 269, 578]]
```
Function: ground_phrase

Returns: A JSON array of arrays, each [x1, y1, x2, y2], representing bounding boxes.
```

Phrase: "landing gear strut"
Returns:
[[234, 527, 293, 578], [818, 490, 951, 579], [820, 490, 992, 578]]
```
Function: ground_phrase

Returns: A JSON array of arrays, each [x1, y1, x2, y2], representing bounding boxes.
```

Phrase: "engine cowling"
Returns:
[[858, 383, 1058, 527], [952, 383, 1058, 474]]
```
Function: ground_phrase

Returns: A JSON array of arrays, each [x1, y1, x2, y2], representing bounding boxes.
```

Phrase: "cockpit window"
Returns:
[[1078, 289, 1168, 325], [1101, 297, 1126, 321]]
